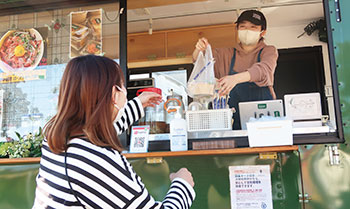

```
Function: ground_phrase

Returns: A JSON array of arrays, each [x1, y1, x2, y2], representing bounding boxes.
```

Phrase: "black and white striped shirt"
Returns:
[[33, 98, 195, 209]]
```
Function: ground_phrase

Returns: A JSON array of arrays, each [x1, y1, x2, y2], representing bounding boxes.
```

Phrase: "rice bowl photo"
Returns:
[[0, 28, 44, 73]]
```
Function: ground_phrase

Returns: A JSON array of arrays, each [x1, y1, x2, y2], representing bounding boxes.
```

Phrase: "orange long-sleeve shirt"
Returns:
[[212, 41, 278, 98]]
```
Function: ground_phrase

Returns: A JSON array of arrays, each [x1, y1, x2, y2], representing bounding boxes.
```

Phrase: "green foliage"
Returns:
[[0, 127, 43, 158]]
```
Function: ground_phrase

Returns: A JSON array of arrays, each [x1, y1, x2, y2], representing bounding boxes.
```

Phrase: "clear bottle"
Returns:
[[170, 107, 188, 151], [137, 87, 167, 134], [140, 103, 167, 134], [164, 93, 184, 133]]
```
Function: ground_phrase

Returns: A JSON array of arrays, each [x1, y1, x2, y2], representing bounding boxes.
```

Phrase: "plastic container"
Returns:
[[170, 107, 188, 151], [186, 109, 233, 132], [137, 88, 167, 134], [136, 87, 162, 96], [188, 101, 203, 111], [164, 93, 184, 132]]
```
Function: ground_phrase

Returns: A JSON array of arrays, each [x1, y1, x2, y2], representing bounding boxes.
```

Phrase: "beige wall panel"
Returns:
[[18, 13, 33, 20], [37, 10, 54, 18], [103, 35, 119, 59], [128, 0, 206, 9], [18, 18, 35, 29], [167, 24, 237, 58], [37, 16, 52, 28], [0, 16, 9, 33], [103, 23, 119, 37], [127, 33, 166, 61]]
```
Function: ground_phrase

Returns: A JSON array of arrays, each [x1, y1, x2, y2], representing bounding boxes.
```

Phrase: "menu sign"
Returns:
[[70, 9, 102, 58], [0, 27, 48, 72], [0, 27, 48, 82], [229, 165, 273, 209]]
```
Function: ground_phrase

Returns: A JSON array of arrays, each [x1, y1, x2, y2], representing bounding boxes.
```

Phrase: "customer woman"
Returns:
[[193, 10, 278, 130], [32, 55, 195, 209]]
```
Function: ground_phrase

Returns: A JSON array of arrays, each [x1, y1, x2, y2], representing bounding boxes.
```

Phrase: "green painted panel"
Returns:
[[299, 144, 350, 209], [0, 164, 39, 209], [130, 152, 302, 209], [328, 0, 350, 141], [298, 2, 350, 208], [0, 152, 301, 209]]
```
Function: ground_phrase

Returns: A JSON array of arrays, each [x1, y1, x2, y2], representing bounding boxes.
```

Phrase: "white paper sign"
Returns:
[[130, 126, 150, 153], [229, 165, 273, 209], [247, 120, 293, 147], [284, 93, 322, 120]]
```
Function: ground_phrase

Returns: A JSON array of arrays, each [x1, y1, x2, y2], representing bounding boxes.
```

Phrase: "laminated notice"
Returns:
[[229, 165, 273, 209]]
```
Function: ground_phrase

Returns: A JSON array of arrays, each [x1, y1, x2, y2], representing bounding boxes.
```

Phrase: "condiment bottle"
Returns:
[[169, 106, 188, 151]]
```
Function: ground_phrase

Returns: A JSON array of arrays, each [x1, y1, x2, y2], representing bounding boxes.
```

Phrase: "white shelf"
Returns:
[[188, 125, 334, 139]]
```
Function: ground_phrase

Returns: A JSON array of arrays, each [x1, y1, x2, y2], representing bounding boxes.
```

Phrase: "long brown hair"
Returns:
[[45, 55, 125, 153]]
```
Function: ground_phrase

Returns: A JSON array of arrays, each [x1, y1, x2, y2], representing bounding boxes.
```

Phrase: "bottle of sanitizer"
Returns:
[[170, 107, 188, 151]]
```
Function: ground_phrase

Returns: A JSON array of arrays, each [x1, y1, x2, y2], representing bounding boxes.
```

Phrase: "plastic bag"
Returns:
[[187, 44, 216, 98]]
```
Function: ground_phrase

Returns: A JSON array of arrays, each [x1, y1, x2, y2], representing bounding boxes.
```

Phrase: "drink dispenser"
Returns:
[[137, 88, 167, 134], [164, 93, 184, 132]]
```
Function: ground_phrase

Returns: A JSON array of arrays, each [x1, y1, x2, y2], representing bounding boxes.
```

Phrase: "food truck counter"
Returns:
[[123, 145, 299, 158], [0, 145, 298, 165], [0, 123, 334, 166], [0, 144, 302, 209], [144, 123, 336, 151]]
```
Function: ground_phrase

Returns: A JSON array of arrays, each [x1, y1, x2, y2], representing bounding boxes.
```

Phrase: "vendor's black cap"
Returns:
[[236, 10, 267, 30]]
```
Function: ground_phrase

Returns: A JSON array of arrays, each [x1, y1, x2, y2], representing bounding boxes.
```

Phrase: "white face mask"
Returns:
[[238, 29, 262, 45], [113, 86, 127, 123]]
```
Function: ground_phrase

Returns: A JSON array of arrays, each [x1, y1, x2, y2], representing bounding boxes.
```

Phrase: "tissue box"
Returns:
[[247, 120, 293, 147]]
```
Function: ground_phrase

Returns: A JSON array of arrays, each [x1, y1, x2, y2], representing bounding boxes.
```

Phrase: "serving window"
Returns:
[[126, 0, 343, 146], [0, 0, 344, 145]]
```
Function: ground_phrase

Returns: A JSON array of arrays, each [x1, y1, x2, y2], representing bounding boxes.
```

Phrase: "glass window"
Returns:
[[0, 2, 119, 141]]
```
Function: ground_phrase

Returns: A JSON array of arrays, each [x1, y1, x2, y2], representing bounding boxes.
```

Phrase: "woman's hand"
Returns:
[[195, 37, 209, 52], [193, 37, 209, 62], [218, 72, 251, 96], [137, 92, 162, 108], [170, 168, 195, 188], [218, 75, 238, 96]]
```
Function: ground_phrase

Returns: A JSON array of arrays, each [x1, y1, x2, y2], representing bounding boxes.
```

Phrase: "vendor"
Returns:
[[192, 10, 279, 130]]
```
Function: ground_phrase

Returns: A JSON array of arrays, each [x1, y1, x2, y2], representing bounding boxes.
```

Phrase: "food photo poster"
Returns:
[[70, 9, 102, 58], [0, 27, 48, 82]]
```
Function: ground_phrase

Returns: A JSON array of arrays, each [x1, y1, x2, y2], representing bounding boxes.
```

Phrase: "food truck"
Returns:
[[0, 0, 349, 208]]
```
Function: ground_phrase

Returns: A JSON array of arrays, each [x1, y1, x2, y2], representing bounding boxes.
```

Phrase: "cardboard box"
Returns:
[[247, 120, 293, 147]]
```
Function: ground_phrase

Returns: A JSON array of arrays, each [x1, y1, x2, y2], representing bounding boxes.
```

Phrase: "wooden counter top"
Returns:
[[123, 145, 298, 158], [0, 145, 298, 164], [128, 57, 193, 68], [0, 157, 41, 165]]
